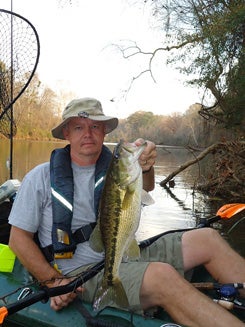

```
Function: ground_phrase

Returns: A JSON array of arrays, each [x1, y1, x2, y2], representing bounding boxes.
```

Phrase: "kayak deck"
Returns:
[[1, 260, 244, 327], [0, 260, 175, 327]]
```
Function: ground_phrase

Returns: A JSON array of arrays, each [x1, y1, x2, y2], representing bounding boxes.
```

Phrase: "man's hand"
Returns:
[[49, 277, 84, 311], [9, 226, 84, 311], [135, 138, 157, 173]]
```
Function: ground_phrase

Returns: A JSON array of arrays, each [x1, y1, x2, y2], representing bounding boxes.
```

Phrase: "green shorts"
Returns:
[[69, 231, 184, 311]]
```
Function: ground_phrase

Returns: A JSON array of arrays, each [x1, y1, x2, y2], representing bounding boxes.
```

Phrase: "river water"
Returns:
[[2, 139, 244, 254]]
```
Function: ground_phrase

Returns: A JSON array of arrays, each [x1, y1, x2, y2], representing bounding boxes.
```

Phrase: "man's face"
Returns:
[[63, 117, 106, 163]]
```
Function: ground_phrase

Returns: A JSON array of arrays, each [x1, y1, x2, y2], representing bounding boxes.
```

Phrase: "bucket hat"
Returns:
[[52, 97, 118, 139]]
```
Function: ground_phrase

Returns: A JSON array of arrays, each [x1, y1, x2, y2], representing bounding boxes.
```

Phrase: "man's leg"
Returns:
[[182, 228, 245, 297], [140, 262, 244, 327]]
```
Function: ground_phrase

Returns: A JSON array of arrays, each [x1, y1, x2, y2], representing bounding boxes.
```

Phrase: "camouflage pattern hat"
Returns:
[[52, 97, 118, 139]]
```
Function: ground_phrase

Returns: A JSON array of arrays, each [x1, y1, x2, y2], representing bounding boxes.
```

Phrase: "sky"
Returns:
[[1, 0, 202, 118]]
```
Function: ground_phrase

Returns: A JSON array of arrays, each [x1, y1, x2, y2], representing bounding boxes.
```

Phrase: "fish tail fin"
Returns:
[[93, 278, 129, 312]]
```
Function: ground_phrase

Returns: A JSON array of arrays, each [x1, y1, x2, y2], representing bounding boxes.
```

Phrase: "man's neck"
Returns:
[[70, 151, 100, 166]]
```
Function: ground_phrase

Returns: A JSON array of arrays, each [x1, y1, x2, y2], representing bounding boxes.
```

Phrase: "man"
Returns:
[[9, 97, 245, 326]]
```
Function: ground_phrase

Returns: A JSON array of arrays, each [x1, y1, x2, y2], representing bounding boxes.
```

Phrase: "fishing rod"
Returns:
[[0, 203, 244, 324], [192, 282, 245, 311], [0, 260, 105, 324]]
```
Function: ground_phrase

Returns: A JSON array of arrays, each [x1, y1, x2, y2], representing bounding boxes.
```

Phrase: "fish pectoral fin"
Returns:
[[122, 188, 135, 210], [93, 279, 129, 312], [141, 189, 155, 206], [89, 224, 104, 253], [123, 239, 140, 261]]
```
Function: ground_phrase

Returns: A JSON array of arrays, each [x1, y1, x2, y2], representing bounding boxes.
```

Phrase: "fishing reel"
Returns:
[[214, 283, 245, 312], [217, 284, 237, 301]]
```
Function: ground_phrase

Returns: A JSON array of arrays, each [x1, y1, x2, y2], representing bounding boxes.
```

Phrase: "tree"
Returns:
[[127, 111, 154, 129], [12, 74, 62, 138], [123, 0, 245, 129]]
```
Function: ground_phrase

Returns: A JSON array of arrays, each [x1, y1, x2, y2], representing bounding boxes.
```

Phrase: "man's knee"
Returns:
[[141, 263, 180, 299], [202, 227, 220, 238], [140, 262, 187, 308], [182, 227, 224, 270], [147, 262, 177, 278], [184, 227, 221, 247], [199, 228, 224, 248]]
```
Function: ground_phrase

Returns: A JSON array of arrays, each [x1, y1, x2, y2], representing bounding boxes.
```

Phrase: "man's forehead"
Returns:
[[68, 117, 105, 125]]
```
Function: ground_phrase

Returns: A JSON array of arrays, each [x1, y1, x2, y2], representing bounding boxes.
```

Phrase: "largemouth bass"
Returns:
[[90, 139, 147, 311]]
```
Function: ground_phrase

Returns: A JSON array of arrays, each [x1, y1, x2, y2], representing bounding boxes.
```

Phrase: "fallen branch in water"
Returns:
[[160, 143, 222, 186], [160, 141, 245, 201]]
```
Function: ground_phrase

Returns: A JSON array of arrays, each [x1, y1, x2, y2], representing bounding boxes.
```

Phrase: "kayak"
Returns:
[[0, 254, 244, 326], [0, 198, 245, 326], [1, 260, 168, 327], [0, 256, 177, 327]]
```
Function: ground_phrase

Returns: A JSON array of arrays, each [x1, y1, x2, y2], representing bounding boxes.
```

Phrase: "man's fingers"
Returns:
[[50, 291, 79, 311]]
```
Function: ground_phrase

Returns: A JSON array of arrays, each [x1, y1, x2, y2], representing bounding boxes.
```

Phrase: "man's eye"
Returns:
[[91, 125, 99, 129], [74, 126, 82, 130]]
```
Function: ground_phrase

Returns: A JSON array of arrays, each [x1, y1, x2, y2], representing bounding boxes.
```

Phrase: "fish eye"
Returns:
[[114, 143, 121, 159]]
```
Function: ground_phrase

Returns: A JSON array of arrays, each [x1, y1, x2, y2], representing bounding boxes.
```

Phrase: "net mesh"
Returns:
[[0, 9, 40, 138]]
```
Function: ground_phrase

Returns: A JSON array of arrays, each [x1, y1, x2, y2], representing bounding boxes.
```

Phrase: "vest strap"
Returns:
[[73, 222, 97, 244], [41, 244, 54, 263], [41, 222, 97, 262]]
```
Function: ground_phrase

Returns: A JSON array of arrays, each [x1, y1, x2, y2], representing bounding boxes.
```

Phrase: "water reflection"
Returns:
[[136, 174, 204, 241], [0, 139, 66, 182]]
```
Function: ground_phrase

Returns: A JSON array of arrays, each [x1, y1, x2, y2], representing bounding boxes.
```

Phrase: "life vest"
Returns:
[[47, 144, 112, 260]]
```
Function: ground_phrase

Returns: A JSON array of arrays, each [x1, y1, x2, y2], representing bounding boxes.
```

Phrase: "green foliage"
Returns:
[[143, 0, 245, 128]]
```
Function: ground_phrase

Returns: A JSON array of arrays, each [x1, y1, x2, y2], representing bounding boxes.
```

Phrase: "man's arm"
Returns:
[[134, 138, 157, 192], [9, 226, 83, 310], [9, 226, 61, 283], [142, 165, 155, 192]]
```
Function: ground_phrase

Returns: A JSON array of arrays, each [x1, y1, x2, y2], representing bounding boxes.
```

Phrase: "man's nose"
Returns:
[[83, 125, 93, 136]]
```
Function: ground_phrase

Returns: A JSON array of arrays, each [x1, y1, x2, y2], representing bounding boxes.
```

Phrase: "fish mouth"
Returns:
[[114, 139, 128, 159], [114, 139, 146, 163]]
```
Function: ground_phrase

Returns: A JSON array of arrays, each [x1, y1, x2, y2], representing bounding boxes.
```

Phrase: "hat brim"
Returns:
[[52, 115, 118, 140]]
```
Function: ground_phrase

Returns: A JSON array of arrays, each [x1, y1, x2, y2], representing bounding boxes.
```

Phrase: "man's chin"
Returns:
[[79, 145, 100, 156]]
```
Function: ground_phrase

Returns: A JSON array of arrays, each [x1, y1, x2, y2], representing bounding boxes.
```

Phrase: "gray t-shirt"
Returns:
[[9, 161, 104, 275]]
